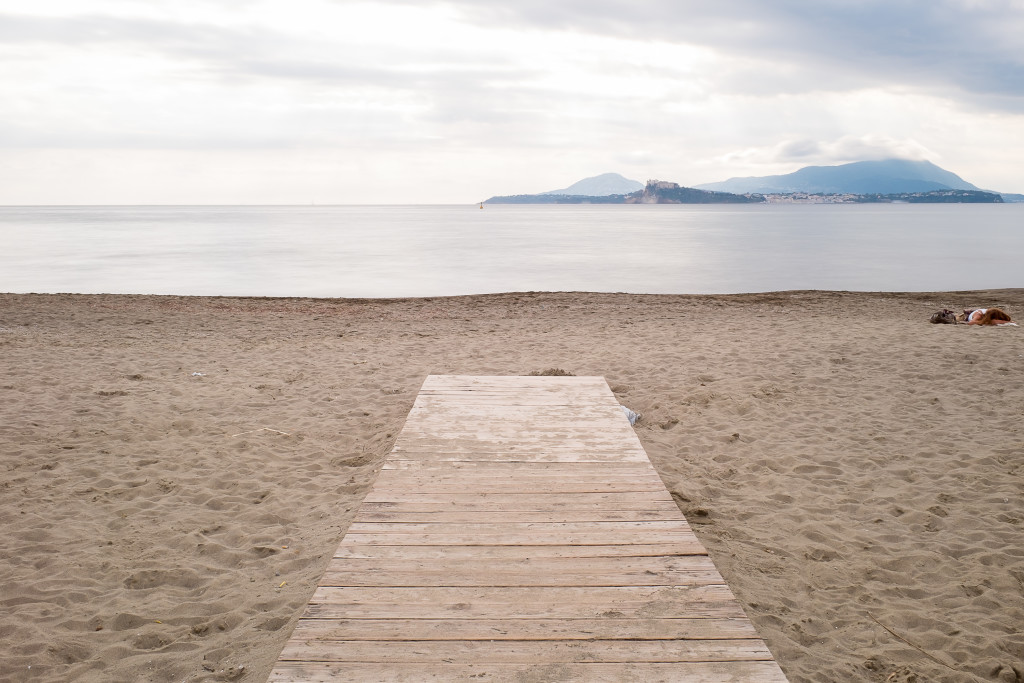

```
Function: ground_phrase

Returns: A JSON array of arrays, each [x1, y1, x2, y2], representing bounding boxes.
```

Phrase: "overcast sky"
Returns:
[[2, 0, 1023, 204]]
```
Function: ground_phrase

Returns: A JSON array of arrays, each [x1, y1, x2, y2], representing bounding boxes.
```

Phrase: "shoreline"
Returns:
[[4, 286, 1024, 302], [2, 289, 1022, 682]]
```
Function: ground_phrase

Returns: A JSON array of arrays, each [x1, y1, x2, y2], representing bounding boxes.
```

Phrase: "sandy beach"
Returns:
[[1, 289, 1022, 683]]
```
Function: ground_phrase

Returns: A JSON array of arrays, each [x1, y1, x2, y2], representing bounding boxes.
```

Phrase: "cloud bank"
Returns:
[[0, 0, 1021, 202]]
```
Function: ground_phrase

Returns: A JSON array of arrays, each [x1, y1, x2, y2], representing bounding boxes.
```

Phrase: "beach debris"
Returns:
[[191, 371, 206, 376], [279, 581, 287, 588], [929, 309, 957, 324], [869, 613, 962, 675], [230, 427, 290, 437], [620, 405, 639, 425]]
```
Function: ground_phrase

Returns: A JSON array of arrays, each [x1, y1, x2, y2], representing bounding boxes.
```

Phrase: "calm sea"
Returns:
[[1, 204, 1021, 297]]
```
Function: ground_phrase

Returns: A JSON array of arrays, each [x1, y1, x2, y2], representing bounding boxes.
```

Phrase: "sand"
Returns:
[[1, 289, 1022, 683]]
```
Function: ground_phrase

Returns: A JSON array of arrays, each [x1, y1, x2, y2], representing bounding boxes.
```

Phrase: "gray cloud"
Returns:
[[724, 135, 937, 167], [0, 12, 530, 89], [775, 140, 824, 160], [3, 0, 1021, 194], [0, 11, 555, 148], [0, 12, 256, 60], [371, 0, 1024, 106], [9, 3, 1021, 111]]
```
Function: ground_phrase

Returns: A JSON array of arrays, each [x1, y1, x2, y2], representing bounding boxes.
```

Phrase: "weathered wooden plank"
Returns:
[[384, 451, 651, 462], [334, 543, 709, 560], [419, 380, 611, 391], [422, 374, 611, 384], [304, 585, 748, 620], [416, 383, 613, 395], [377, 462, 658, 473], [322, 554, 719, 574], [361, 491, 675, 506], [285, 616, 761, 641], [400, 416, 628, 427], [413, 387, 612, 394], [393, 430, 635, 443], [373, 476, 662, 486], [372, 469, 665, 482], [319, 555, 725, 588], [301, 599, 748, 621], [278, 638, 776, 664], [391, 441, 643, 450], [354, 505, 678, 517], [320, 568, 724, 588], [367, 480, 667, 493], [372, 465, 666, 477], [400, 413, 631, 423], [369, 476, 666, 486], [410, 396, 616, 407], [395, 424, 639, 437], [415, 387, 610, 394], [353, 509, 685, 523], [413, 386, 613, 393], [269, 661, 789, 683], [346, 520, 691, 533], [378, 464, 655, 473], [390, 443, 644, 453], [417, 377, 614, 393], [307, 583, 737, 604], [401, 407, 630, 419], [403, 406, 626, 420], [338, 532, 695, 546]]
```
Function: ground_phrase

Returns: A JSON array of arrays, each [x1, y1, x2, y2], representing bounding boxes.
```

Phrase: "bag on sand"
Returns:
[[930, 309, 957, 324]]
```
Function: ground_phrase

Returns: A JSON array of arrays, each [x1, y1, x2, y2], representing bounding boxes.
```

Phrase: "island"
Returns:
[[484, 160, 1013, 204], [484, 180, 763, 204], [485, 182, 1004, 205]]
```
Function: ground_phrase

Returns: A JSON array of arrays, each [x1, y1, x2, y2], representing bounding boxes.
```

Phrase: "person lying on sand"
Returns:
[[965, 307, 1014, 325]]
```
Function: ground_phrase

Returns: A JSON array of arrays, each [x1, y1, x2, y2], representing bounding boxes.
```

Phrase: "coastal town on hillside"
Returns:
[[761, 189, 1002, 204]]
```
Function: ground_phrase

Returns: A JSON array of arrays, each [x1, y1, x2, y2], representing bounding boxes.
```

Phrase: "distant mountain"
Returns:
[[483, 193, 634, 204], [541, 172, 644, 196], [695, 159, 981, 195]]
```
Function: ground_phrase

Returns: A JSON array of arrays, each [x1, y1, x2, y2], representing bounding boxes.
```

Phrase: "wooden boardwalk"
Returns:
[[269, 375, 787, 682]]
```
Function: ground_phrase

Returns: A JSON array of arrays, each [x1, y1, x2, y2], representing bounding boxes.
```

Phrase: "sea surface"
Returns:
[[1, 204, 1021, 297]]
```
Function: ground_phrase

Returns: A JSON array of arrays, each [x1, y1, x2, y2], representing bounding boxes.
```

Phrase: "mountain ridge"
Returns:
[[484, 160, 1020, 203], [540, 172, 643, 196], [694, 159, 980, 195]]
